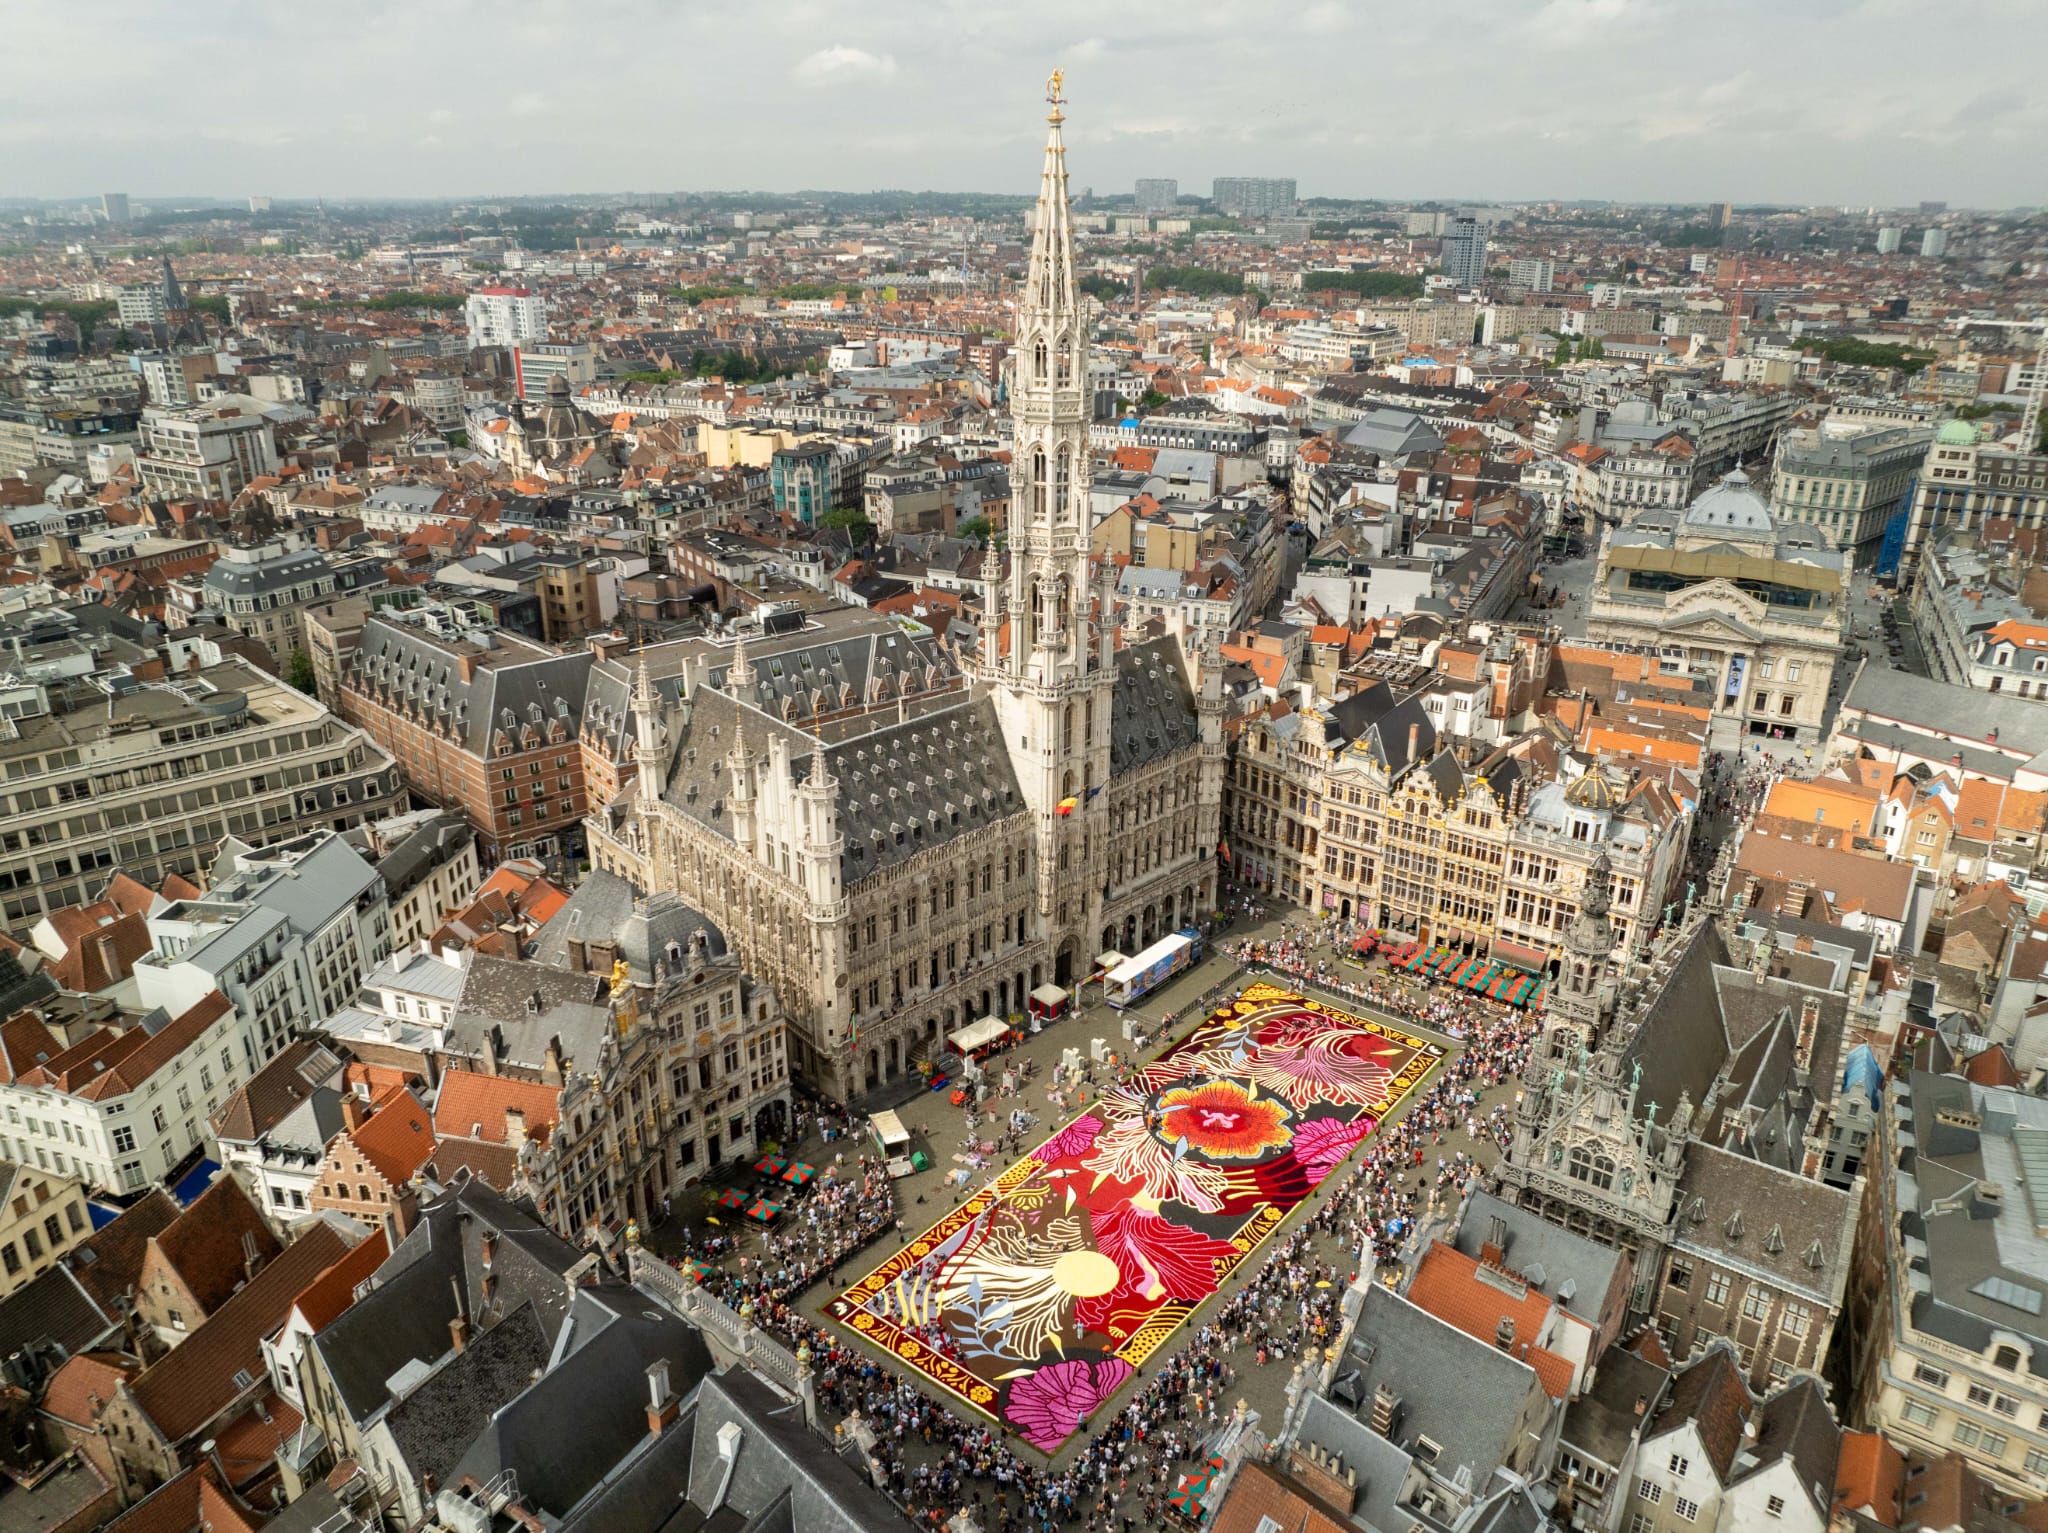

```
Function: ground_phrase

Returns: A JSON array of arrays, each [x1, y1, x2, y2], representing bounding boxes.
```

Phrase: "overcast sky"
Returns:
[[4, 0, 2043, 208]]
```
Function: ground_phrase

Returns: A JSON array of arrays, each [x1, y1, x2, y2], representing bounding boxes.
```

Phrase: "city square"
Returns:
[[825, 979, 1443, 1454]]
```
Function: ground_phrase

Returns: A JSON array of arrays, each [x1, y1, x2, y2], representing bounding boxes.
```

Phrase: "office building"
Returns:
[[100, 192, 129, 225], [133, 831, 395, 1071], [1405, 210, 1448, 237], [134, 399, 279, 500], [1708, 200, 1733, 229], [1876, 225, 1902, 254], [247, 194, 271, 212], [338, 605, 594, 864], [1506, 256, 1555, 293], [465, 284, 548, 350], [1921, 227, 1949, 258], [0, 615, 404, 935], [1441, 215, 1490, 288], [512, 339, 598, 401], [1852, 1070, 2048, 1497], [115, 283, 167, 328], [1134, 177, 1177, 214], [1770, 422, 1932, 557], [1897, 420, 2048, 583], [1212, 176, 1296, 218]]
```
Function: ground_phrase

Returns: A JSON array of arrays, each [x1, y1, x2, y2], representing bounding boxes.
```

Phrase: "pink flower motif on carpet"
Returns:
[[1292, 1114, 1377, 1179], [1004, 1357, 1135, 1453], [1039, 1114, 1105, 1164]]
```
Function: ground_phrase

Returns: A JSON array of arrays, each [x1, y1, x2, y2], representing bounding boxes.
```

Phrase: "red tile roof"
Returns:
[[1403, 1240, 1581, 1400], [128, 1224, 350, 1442], [433, 1069, 561, 1147], [289, 1230, 390, 1334], [346, 1087, 437, 1186], [146, 1177, 280, 1317], [41, 1351, 135, 1427]]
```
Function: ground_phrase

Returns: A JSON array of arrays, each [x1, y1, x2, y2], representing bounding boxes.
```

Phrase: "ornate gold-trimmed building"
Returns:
[[585, 88, 1225, 1100]]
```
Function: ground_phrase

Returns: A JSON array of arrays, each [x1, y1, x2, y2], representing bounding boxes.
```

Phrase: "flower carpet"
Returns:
[[826, 981, 1443, 1455]]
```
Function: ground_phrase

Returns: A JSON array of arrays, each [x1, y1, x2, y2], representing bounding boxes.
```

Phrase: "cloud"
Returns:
[[793, 46, 898, 82]]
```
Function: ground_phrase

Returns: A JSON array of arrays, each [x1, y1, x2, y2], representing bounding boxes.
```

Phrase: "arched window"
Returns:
[[1567, 1144, 1615, 1192], [1031, 448, 1047, 521], [1033, 340, 1048, 382]]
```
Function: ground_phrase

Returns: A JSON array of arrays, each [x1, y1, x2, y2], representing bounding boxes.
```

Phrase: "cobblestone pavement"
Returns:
[[654, 903, 1547, 1487]]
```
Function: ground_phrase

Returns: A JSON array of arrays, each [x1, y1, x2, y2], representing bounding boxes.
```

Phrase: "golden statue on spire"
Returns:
[[1046, 68, 1065, 119]]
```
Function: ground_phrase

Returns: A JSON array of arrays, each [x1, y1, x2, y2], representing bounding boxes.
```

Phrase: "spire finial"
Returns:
[[727, 631, 753, 694], [1046, 67, 1065, 122]]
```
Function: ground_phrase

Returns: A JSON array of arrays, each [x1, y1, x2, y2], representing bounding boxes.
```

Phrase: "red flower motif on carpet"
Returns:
[[1156, 1080, 1291, 1159]]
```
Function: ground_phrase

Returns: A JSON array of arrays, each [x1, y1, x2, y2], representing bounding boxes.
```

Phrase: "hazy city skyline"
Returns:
[[5, 0, 2045, 208]]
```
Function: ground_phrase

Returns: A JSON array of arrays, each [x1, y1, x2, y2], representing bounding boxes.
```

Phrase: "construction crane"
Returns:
[[1951, 316, 2048, 452]]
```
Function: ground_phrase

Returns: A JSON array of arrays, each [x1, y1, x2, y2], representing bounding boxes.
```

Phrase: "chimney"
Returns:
[[504, 1107, 526, 1150], [542, 1035, 565, 1086], [241, 1229, 265, 1283], [458, 652, 477, 682], [341, 1091, 370, 1133], [1406, 722, 1420, 762], [1370, 1383, 1400, 1438], [483, 1024, 502, 1077], [1495, 1316, 1516, 1350], [1634, 1395, 1648, 1418], [567, 937, 588, 974], [92, 930, 122, 983], [645, 1358, 679, 1437], [449, 1277, 470, 1354]]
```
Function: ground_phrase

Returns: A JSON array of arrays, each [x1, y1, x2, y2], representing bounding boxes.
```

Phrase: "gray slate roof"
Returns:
[[450, 1283, 716, 1520], [530, 868, 729, 981], [312, 1176, 586, 1427]]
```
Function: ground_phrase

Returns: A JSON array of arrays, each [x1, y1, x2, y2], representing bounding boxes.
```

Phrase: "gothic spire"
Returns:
[[1024, 68, 1078, 332]]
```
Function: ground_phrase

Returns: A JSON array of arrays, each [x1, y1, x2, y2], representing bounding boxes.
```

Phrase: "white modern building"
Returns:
[[134, 400, 279, 500], [465, 286, 547, 351], [0, 991, 246, 1195], [132, 832, 394, 1072]]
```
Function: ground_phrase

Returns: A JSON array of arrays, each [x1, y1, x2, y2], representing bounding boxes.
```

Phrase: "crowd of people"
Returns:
[[672, 1153, 898, 1297], [665, 926, 1543, 1532], [1224, 920, 1528, 1042]]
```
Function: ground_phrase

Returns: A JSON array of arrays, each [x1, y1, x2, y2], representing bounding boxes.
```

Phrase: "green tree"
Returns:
[[1136, 389, 1169, 411], [1553, 338, 1573, 367], [820, 506, 874, 544], [285, 647, 317, 695], [955, 515, 994, 543]]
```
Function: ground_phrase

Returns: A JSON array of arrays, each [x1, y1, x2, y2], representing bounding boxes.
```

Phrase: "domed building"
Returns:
[[1585, 468, 1851, 743]]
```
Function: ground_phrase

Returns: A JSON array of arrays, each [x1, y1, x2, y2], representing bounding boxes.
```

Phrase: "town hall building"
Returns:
[[585, 84, 1226, 1100]]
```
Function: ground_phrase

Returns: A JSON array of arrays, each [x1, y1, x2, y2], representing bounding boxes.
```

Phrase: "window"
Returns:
[[1629, 1517, 1656, 1533], [1742, 1289, 1772, 1322], [1967, 1383, 1993, 1408], [1668, 1258, 1692, 1291], [1705, 1271, 1731, 1306], [1638, 1479, 1661, 1505], [1992, 1344, 2021, 1371], [2024, 1447, 2048, 1478], [1667, 1454, 1689, 1476], [1766, 1494, 1785, 1517], [1901, 1398, 1936, 1427], [111, 1126, 135, 1153], [1674, 1496, 1700, 1523], [1954, 1420, 1981, 1448]]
